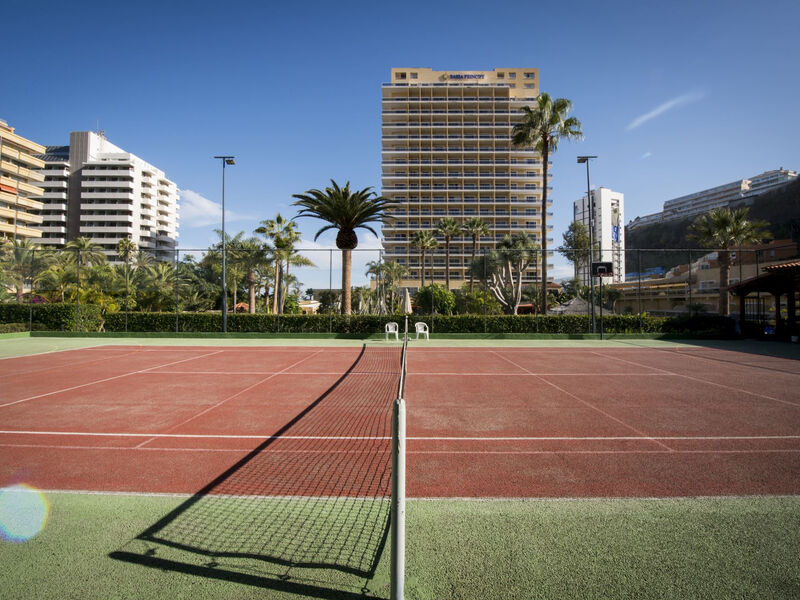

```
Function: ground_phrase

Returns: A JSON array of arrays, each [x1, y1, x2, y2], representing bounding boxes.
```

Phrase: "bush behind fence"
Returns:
[[0, 304, 736, 336]]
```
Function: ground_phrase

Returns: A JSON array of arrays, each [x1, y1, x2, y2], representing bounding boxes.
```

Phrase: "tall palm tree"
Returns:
[[293, 180, 396, 315], [117, 238, 137, 316], [512, 93, 582, 311], [462, 217, 490, 292], [411, 230, 438, 288], [689, 207, 770, 315], [232, 237, 270, 314], [255, 214, 298, 313], [436, 217, 462, 291]]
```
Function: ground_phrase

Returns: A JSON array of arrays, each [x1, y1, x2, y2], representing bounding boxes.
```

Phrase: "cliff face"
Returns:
[[625, 179, 800, 273]]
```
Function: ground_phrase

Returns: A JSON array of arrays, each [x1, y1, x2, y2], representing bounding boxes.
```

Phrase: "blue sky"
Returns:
[[5, 0, 799, 285]]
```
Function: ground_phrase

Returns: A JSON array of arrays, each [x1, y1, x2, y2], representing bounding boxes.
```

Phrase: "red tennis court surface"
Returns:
[[1, 344, 799, 498]]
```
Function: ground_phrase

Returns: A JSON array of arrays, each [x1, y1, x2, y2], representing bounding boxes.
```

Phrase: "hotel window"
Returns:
[[497, 73, 504, 79], [524, 84, 535, 89], [508, 73, 516, 79], [524, 72, 536, 79], [410, 73, 418, 79], [395, 72, 407, 80]]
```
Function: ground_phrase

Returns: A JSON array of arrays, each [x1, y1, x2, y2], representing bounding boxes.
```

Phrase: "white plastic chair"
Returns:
[[385, 321, 399, 342], [414, 321, 429, 340]]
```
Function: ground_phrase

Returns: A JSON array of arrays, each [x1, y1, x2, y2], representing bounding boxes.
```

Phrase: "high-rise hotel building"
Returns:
[[35, 131, 179, 262], [0, 119, 45, 241], [381, 68, 552, 290]]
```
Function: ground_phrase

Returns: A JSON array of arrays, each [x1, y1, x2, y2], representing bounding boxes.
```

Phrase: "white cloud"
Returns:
[[178, 189, 252, 227], [640, 151, 653, 159], [625, 91, 706, 131]]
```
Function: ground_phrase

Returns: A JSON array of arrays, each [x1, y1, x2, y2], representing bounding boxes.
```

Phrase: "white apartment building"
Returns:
[[628, 168, 797, 231], [36, 131, 179, 261], [381, 68, 552, 290], [574, 187, 625, 283]]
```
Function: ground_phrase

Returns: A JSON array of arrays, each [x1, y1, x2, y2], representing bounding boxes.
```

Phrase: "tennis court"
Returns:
[[1, 339, 799, 598], [1, 343, 798, 497]]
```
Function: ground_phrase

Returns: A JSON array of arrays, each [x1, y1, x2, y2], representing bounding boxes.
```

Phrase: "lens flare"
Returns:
[[0, 484, 50, 542]]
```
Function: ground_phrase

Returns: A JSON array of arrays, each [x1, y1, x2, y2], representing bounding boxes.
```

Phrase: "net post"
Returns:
[[391, 395, 406, 600]]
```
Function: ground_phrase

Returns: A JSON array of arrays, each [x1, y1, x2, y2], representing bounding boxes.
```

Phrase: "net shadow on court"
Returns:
[[111, 345, 399, 596]]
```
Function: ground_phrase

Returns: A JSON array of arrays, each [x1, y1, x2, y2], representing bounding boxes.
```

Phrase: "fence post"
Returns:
[[175, 248, 180, 333], [483, 247, 487, 334], [688, 249, 692, 309], [28, 248, 34, 332], [329, 249, 333, 334], [637, 249, 642, 333], [75, 249, 80, 333]]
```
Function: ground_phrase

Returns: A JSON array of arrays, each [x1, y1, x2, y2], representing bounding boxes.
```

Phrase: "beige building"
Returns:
[[0, 119, 45, 241], [381, 68, 551, 290]]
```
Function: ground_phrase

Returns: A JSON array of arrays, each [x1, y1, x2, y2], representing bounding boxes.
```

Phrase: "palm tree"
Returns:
[[138, 262, 176, 311], [512, 93, 582, 311], [39, 252, 75, 303], [411, 230, 438, 288], [293, 180, 396, 315], [255, 214, 298, 313], [232, 237, 269, 314], [436, 217, 462, 291], [689, 207, 770, 315], [462, 217, 490, 292], [66, 236, 106, 269], [117, 238, 137, 316], [0, 239, 39, 301]]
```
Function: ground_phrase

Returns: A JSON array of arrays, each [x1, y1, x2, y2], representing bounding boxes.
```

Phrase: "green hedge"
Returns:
[[99, 311, 733, 336], [1, 306, 734, 336], [0, 304, 103, 332]]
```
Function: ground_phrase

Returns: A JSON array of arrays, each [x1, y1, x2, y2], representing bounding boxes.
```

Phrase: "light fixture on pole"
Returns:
[[577, 155, 597, 334], [214, 156, 235, 333]]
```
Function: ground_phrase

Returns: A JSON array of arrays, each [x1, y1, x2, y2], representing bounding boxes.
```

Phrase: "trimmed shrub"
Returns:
[[24, 309, 736, 337], [0, 303, 103, 332]]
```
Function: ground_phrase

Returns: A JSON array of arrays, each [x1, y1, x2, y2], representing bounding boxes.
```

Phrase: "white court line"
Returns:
[[491, 351, 675, 451], [142, 371, 670, 376], [592, 350, 800, 409], [2, 430, 798, 441], [133, 349, 326, 448], [0, 349, 225, 409]]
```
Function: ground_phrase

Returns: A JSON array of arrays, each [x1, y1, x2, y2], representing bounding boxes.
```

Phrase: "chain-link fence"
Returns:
[[0, 241, 796, 334]]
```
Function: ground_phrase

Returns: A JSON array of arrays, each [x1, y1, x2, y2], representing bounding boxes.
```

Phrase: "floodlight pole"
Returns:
[[214, 156, 235, 332], [577, 156, 597, 334]]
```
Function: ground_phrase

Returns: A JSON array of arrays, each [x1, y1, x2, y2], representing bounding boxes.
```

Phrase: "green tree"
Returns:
[[471, 232, 539, 314], [414, 284, 456, 315], [232, 237, 270, 314], [0, 239, 40, 301], [436, 217, 462, 291], [462, 217, 490, 293], [512, 93, 582, 311], [117, 238, 137, 313], [293, 180, 395, 314], [255, 213, 299, 313], [411, 230, 438, 288], [66, 236, 106, 269], [689, 207, 770, 315], [558, 221, 592, 284]]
